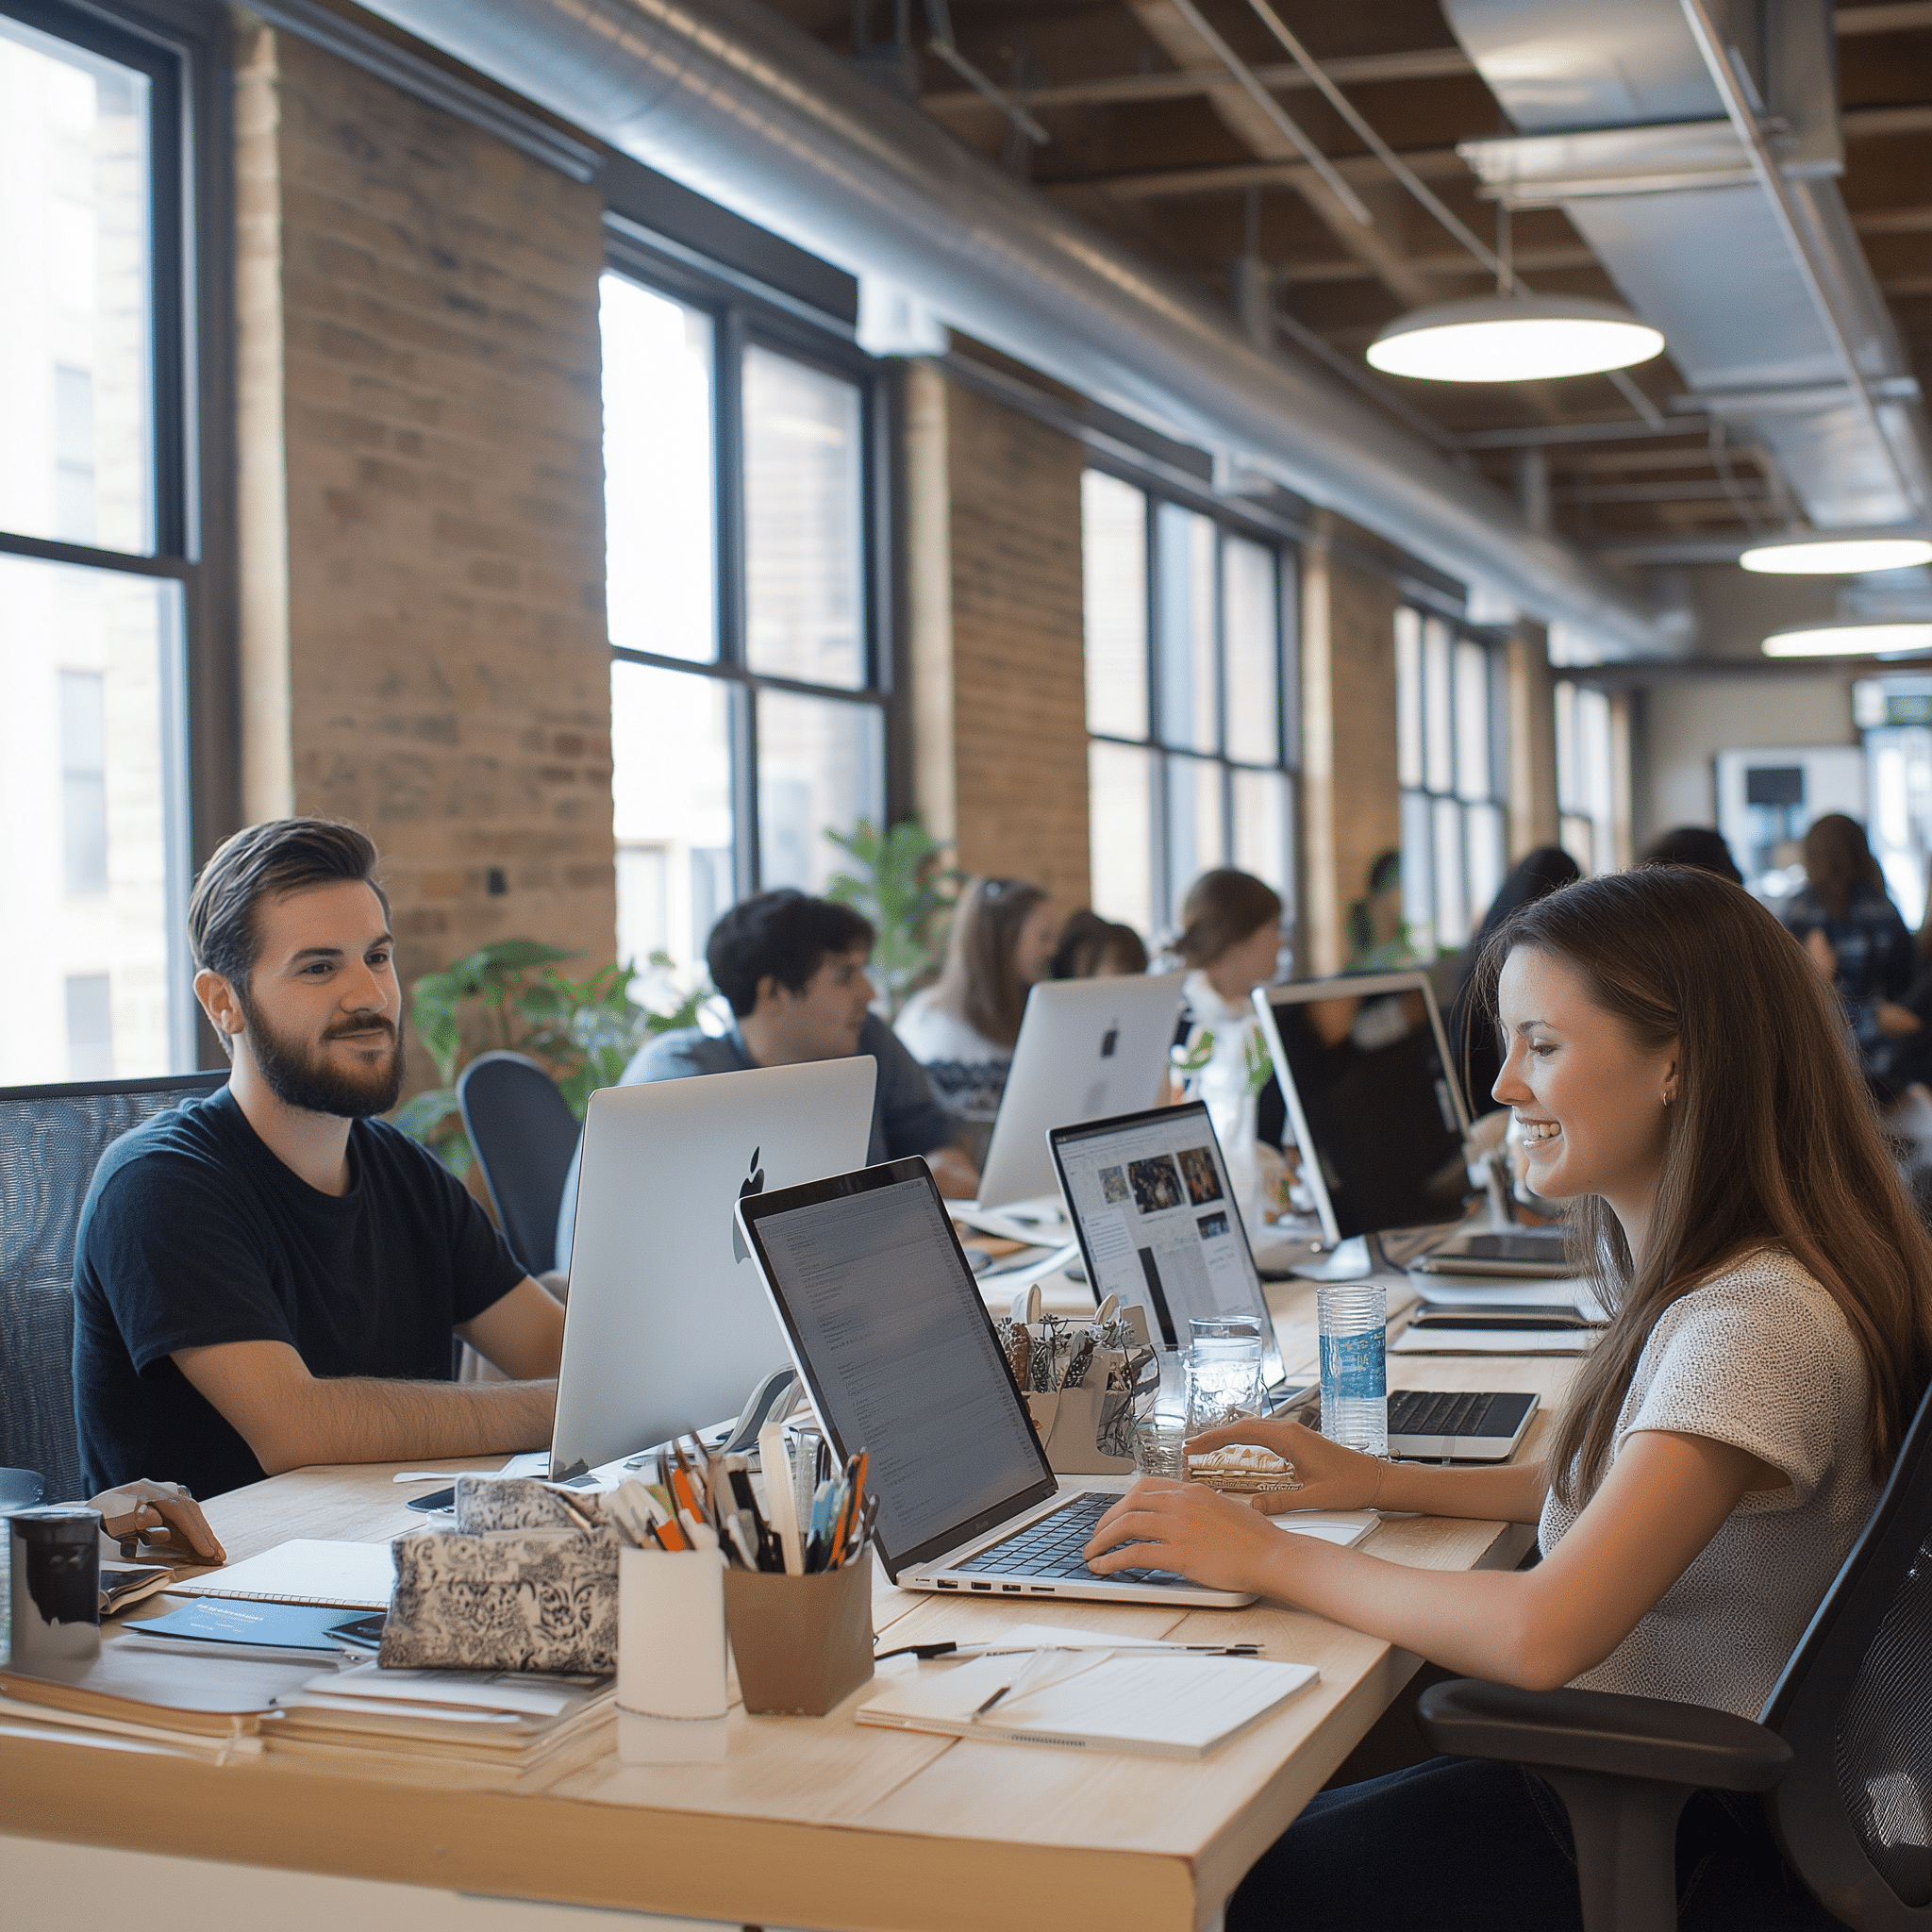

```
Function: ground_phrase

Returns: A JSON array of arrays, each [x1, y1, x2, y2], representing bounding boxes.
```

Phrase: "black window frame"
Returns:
[[0, 0, 237, 1074], [1081, 454, 1303, 936], [600, 224, 900, 908]]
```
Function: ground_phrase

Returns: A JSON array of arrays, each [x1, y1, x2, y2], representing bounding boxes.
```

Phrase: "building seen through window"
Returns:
[[1, 8, 190, 1086], [1395, 607, 1507, 955], [601, 269, 887, 987], [1081, 469, 1297, 944]]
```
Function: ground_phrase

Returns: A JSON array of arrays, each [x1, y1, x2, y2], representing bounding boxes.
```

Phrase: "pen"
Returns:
[[874, 1640, 1264, 1662]]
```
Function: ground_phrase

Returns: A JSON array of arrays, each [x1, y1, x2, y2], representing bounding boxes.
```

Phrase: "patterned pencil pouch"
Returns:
[[377, 1477, 620, 1674]]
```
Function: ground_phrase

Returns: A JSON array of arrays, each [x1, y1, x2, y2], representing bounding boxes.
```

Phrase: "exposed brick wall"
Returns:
[[232, 16, 616, 1079], [1300, 525, 1401, 976], [907, 364, 1091, 912]]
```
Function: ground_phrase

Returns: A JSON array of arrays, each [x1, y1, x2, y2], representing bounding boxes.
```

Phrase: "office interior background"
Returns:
[[5, 0, 1931, 1099]]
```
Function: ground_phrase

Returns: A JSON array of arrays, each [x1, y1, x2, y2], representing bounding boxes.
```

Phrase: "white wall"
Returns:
[[1641, 672, 1857, 837]]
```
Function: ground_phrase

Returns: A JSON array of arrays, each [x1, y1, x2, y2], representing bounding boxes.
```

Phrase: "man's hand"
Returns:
[[927, 1144, 980, 1200], [91, 1479, 226, 1563]]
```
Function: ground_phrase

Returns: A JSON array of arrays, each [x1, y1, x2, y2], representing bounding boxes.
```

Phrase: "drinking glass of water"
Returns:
[[1184, 1317, 1266, 1436], [1316, 1284, 1388, 1456]]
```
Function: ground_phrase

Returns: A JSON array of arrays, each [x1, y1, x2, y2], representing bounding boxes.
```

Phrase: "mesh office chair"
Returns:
[[1418, 1376, 1932, 1932], [0, 1071, 229, 1503], [456, 1051, 581, 1278]]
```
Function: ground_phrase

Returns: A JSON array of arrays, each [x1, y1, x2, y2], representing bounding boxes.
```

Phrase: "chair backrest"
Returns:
[[1763, 1375, 1932, 1925], [456, 1052, 582, 1277], [0, 1071, 228, 1503]]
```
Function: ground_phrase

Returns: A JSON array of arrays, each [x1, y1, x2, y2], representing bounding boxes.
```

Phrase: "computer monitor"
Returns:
[[550, 1057, 876, 1480], [1252, 971, 1472, 1245], [973, 972, 1186, 1216]]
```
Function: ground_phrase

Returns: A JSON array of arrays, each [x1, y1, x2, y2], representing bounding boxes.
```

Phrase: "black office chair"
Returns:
[[1419, 1377, 1932, 1932], [0, 1071, 229, 1504], [456, 1052, 582, 1278]]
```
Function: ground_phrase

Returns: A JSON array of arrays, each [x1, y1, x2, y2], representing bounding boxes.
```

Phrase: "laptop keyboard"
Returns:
[[1389, 1389, 1532, 1440], [949, 1492, 1189, 1588]]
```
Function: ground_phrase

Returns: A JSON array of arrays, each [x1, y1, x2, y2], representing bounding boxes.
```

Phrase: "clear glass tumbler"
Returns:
[[1132, 1422, 1190, 1481], [1184, 1316, 1266, 1436], [1317, 1284, 1388, 1457]]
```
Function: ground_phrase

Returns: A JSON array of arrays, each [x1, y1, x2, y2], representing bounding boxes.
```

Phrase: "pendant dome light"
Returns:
[[1366, 294, 1666, 384], [1740, 531, 1932, 575], [1762, 621, 1932, 658]]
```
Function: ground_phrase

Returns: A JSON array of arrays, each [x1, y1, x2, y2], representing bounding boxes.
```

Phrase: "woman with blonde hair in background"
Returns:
[[895, 876, 1058, 1123], [1087, 866, 1932, 1930]]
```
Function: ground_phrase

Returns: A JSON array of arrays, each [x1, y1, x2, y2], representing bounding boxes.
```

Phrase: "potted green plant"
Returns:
[[392, 941, 701, 1174], [824, 817, 958, 1019]]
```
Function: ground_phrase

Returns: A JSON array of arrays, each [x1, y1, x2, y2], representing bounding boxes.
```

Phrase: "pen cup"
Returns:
[[617, 1544, 727, 1763], [723, 1550, 874, 1717]]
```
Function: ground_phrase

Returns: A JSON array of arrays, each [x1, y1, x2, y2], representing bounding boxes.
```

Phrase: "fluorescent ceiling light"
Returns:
[[1762, 622, 1932, 658], [1740, 532, 1932, 575], [1366, 294, 1666, 383]]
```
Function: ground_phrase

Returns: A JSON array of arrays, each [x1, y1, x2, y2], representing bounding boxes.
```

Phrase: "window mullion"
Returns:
[[716, 302, 748, 672]]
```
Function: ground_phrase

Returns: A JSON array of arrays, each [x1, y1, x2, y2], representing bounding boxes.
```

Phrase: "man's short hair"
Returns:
[[189, 819, 390, 989], [707, 891, 874, 1018]]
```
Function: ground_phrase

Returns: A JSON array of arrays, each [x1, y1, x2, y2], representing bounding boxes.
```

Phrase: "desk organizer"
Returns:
[[724, 1551, 874, 1716], [1025, 1388, 1136, 1475], [381, 1476, 619, 1674], [619, 1544, 727, 1763]]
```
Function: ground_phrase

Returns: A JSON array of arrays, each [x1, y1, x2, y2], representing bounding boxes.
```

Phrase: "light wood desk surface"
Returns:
[[2, 1282, 1577, 1932]]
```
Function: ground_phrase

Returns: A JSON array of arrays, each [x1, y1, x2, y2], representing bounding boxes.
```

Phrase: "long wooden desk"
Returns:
[[1, 1283, 1576, 1932]]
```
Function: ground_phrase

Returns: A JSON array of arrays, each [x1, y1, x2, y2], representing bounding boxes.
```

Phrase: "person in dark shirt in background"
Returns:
[[74, 819, 565, 1501], [1640, 824, 1743, 885]]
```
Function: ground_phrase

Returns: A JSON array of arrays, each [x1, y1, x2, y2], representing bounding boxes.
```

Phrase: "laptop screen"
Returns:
[[737, 1162, 1056, 1575], [1050, 1103, 1282, 1382], [1256, 974, 1469, 1241]]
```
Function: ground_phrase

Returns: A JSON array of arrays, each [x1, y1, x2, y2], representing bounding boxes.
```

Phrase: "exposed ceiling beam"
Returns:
[[1842, 103, 1932, 139], [1458, 418, 1715, 449], [1125, 0, 1436, 305], [1066, 144, 1465, 201], [1882, 274, 1932, 296], [924, 9, 1932, 118], [1557, 480, 1774, 504], [923, 45, 1474, 116], [1857, 204, 1932, 234], [1281, 244, 1596, 284]]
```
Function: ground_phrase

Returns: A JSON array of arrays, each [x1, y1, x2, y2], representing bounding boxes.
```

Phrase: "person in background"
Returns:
[[1447, 844, 1581, 1119], [1050, 908, 1149, 981], [1641, 824, 1743, 885], [895, 877, 1059, 1122], [556, 890, 977, 1269], [1347, 850, 1408, 969], [1172, 869, 1288, 1148], [1087, 867, 1931, 1930], [1781, 812, 1916, 1087]]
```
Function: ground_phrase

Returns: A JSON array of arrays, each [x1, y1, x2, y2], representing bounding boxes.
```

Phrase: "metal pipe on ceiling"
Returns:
[[355, 0, 1675, 659]]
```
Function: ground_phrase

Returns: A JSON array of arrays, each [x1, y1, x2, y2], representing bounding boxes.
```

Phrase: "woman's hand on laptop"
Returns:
[[1184, 1419, 1388, 1514], [1083, 1479, 1288, 1596]]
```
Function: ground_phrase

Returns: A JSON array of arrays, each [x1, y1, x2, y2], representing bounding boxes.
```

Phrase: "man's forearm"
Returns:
[[256, 1375, 556, 1474]]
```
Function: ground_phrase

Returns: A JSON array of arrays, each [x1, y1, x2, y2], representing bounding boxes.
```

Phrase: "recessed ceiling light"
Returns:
[[1740, 532, 1932, 575], [1365, 295, 1666, 384], [1762, 622, 1932, 658]]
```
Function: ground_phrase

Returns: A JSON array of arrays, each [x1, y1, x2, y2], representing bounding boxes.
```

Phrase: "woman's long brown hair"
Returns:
[[1477, 866, 1932, 1506], [932, 877, 1050, 1047]]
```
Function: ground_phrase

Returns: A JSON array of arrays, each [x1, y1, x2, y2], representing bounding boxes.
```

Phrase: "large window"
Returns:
[[1082, 470, 1298, 941], [1556, 678, 1624, 876], [1395, 608, 1507, 955], [600, 265, 887, 978], [0, 2, 222, 1086]]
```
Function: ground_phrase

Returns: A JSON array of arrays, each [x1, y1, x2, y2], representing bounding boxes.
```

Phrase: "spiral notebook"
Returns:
[[173, 1539, 397, 1609]]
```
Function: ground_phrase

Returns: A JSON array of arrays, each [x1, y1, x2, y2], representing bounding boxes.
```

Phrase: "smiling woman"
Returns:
[[1082, 865, 1932, 1931]]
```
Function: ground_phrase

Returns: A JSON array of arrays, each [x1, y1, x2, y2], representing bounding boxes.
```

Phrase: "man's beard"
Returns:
[[238, 994, 407, 1119]]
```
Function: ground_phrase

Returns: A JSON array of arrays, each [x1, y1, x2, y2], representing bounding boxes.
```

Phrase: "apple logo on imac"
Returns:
[[731, 1144, 765, 1264]]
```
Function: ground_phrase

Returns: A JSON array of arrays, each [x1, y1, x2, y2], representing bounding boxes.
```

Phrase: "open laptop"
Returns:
[[958, 972, 1186, 1246], [1251, 971, 1571, 1275], [548, 1058, 876, 1482], [1048, 1101, 1286, 1389], [735, 1157, 1257, 1607]]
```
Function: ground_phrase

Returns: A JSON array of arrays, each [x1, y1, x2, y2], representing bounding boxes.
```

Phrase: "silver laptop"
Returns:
[[1252, 971, 1569, 1274], [1048, 1101, 1286, 1389], [962, 972, 1186, 1244], [549, 1058, 875, 1481], [735, 1158, 1253, 1607]]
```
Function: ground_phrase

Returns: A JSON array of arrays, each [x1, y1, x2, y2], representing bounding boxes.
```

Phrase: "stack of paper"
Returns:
[[267, 1664, 615, 1780], [171, 1539, 397, 1608], [0, 1646, 313, 1764]]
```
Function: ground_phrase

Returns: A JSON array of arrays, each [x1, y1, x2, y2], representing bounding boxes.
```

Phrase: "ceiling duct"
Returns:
[[351, 0, 1677, 660], [1447, 0, 1930, 534]]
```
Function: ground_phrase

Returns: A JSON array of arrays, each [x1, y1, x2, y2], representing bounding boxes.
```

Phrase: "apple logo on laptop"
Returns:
[[1100, 1024, 1119, 1058], [731, 1145, 765, 1264]]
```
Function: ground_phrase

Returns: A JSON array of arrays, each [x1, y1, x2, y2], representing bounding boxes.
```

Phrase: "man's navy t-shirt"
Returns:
[[74, 1085, 525, 1500]]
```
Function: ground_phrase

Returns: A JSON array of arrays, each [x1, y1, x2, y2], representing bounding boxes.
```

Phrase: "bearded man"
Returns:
[[74, 819, 563, 1499]]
